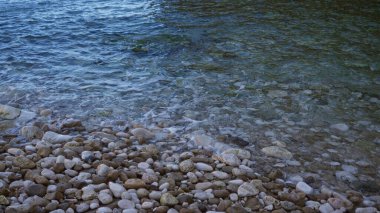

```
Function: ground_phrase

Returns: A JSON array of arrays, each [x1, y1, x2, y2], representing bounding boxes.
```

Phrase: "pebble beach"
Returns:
[[0, 104, 379, 213]]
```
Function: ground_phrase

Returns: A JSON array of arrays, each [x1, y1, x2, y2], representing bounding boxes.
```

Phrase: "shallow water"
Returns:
[[1, 0, 380, 193]]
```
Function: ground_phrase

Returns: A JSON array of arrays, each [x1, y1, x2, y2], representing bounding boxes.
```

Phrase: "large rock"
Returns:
[[131, 128, 155, 141], [96, 164, 110, 177], [160, 193, 178, 206], [82, 186, 97, 201], [330, 123, 349, 132], [261, 146, 293, 160], [238, 182, 259, 197], [0, 104, 21, 120], [220, 153, 241, 166], [0, 195, 9, 205], [124, 179, 146, 189], [296, 182, 313, 195], [109, 182, 126, 198], [42, 131, 74, 144], [20, 126, 43, 140], [60, 118, 83, 129], [194, 135, 215, 147], [179, 159, 195, 173], [222, 149, 251, 160], [25, 184, 46, 197], [355, 207, 378, 213], [98, 192, 113, 204], [13, 156, 36, 169], [336, 171, 358, 183], [195, 163, 213, 171]]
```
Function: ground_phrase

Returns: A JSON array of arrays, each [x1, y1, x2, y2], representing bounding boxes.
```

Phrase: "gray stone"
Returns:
[[220, 153, 241, 166], [109, 182, 126, 198], [319, 203, 334, 213], [179, 159, 195, 173], [261, 146, 293, 160], [82, 186, 97, 201], [96, 207, 113, 213], [118, 199, 135, 209], [336, 171, 358, 183], [195, 182, 213, 190], [0, 104, 21, 120], [137, 162, 150, 170], [355, 207, 378, 213], [194, 191, 208, 200], [41, 168, 56, 180], [331, 123, 349, 131], [296, 182, 313, 194], [149, 191, 162, 200], [7, 148, 25, 156], [342, 164, 358, 174], [212, 171, 229, 179], [160, 193, 178, 206], [98, 192, 113, 204], [222, 149, 251, 159], [195, 162, 213, 171], [131, 128, 155, 140], [42, 131, 73, 143], [141, 201, 154, 209], [76, 203, 90, 213], [20, 126, 43, 140], [25, 184, 46, 197], [97, 164, 110, 177], [238, 182, 259, 197]]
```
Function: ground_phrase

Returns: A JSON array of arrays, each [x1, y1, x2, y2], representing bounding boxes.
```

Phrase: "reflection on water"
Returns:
[[1, 0, 380, 192]]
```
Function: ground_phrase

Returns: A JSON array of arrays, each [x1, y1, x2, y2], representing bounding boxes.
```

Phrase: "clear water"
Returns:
[[1, 0, 380, 192]]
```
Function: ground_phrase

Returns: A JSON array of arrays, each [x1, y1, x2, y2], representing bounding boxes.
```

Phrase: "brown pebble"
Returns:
[[268, 169, 284, 180], [208, 198, 220, 205], [217, 200, 233, 211], [37, 147, 52, 157], [226, 205, 249, 213], [154, 206, 169, 213], [35, 176, 49, 185], [272, 209, 287, 213], [52, 163, 65, 173], [245, 197, 261, 210], [214, 189, 230, 198], [302, 207, 317, 213]]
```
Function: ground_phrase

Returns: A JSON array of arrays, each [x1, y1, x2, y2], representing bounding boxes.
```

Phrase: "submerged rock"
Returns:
[[330, 123, 349, 132], [222, 148, 251, 159], [194, 134, 215, 147], [60, 118, 83, 129], [220, 134, 249, 146], [261, 146, 293, 160], [42, 131, 74, 143], [0, 104, 21, 120], [131, 128, 155, 141], [20, 126, 43, 140], [336, 171, 357, 183], [220, 153, 241, 166]]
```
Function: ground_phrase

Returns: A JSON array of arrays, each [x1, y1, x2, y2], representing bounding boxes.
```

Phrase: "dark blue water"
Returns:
[[1, 0, 380, 191]]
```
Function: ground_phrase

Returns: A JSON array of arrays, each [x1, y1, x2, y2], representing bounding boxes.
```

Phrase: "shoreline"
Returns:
[[0, 104, 379, 213]]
